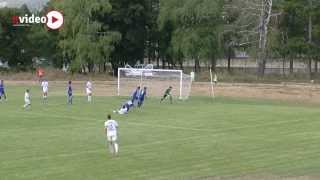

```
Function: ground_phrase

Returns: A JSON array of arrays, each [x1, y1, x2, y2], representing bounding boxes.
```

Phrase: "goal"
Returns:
[[117, 67, 192, 99]]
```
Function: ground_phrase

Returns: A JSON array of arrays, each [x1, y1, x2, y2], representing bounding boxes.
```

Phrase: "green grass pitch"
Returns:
[[1, 85, 320, 180]]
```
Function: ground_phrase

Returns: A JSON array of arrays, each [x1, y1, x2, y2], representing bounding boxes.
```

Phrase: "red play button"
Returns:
[[46, 10, 64, 30], [52, 16, 58, 23]]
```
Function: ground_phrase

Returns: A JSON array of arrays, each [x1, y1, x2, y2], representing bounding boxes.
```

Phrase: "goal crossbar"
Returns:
[[117, 68, 190, 99]]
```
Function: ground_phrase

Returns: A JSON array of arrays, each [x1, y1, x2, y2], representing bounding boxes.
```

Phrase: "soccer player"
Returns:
[[138, 87, 147, 107], [41, 79, 49, 102], [114, 100, 133, 115], [23, 89, 31, 109], [67, 81, 73, 105], [115, 105, 129, 115], [0, 80, 7, 101], [131, 86, 141, 106], [160, 86, 173, 104], [213, 73, 218, 85], [86, 81, 92, 102], [104, 114, 119, 155]]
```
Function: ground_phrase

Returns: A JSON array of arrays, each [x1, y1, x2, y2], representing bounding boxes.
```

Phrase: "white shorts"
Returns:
[[25, 100, 31, 105], [86, 88, 92, 95], [107, 134, 117, 142], [43, 88, 48, 93]]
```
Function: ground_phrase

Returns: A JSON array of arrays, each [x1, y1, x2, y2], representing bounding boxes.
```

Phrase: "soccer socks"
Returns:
[[108, 142, 118, 155], [0, 94, 5, 101], [160, 96, 172, 104], [114, 143, 119, 154], [68, 96, 73, 104], [108, 142, 114, 154], [23, 103, 30, 108], [88, 95, 92, 102], [43, 95, 48, 102]]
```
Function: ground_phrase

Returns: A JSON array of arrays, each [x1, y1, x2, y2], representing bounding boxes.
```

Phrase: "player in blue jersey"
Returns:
[[131, 86, 141, 106], [138, 87, 147, 107], [0, 80, 6, 101], [67, 81, 73, 104]]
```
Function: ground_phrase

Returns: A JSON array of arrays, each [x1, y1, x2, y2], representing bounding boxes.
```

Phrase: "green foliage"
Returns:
[[51, 0, 121, 73], [158, 0, 224, 71], [280, 0, 307, 38], [0, 6, 33, 70], [269, 0, 320, 75], [0, 0, 320, 75], [104, 0, 150, 71]]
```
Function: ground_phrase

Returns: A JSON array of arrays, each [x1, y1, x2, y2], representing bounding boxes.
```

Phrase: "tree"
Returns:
[[27, 16, 61, 67], [224, 0, 276, 76], [50, 0, 121, 73], [0, 5, 33, 70], [311, 1, 320, 74], [145, 0, 160, 65], [104, 0, 149, 73], [158, 0, 224, 72], [278, 0, 320, 78]]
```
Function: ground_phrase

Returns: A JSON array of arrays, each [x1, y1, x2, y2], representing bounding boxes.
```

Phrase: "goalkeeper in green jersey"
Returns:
[[160, 86, 173, 104]]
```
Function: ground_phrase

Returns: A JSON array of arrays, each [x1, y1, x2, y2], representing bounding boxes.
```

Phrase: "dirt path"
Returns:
[[193, 82, 320, 103], [3, 81, 320, 103]]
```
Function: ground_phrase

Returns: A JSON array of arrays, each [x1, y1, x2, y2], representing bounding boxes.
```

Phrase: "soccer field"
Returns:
[[1, 85, 320, 180]]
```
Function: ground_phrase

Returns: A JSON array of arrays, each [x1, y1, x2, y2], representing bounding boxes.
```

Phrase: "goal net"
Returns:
[[117, 67, 192, 99]]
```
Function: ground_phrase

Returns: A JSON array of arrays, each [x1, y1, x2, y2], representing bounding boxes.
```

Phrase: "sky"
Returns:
[[0, 0, 49, 9]]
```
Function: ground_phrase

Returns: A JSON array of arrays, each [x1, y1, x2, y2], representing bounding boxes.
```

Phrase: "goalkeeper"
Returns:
[[160, 86, 173, 104]]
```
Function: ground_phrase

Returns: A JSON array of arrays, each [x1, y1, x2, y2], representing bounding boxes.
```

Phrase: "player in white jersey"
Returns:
[[104, 114, 119, 155], [23, 89, 31, 109], [213, 73, 218, 85], [41, 80, 49, 102], [86, 81, 92, 102]]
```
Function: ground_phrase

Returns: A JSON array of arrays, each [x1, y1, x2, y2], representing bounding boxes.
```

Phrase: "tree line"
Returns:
[[0, 0, 319, 77]]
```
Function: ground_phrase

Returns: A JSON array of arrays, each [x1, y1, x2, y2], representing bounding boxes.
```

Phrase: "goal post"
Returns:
[[210, 68, 215, 98], [117, 68, 192, 99], [117, 68, 120, 96]]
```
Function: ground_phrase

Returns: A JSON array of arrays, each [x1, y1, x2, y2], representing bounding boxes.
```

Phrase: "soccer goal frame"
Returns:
[[117, 68, 190, 99]]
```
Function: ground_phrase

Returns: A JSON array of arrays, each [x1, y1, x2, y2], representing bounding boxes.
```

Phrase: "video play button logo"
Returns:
[[46, 10, 63, 30], [52, 16, 58, 23]]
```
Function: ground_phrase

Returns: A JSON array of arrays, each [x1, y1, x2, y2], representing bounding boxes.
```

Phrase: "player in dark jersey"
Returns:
[[0, 80, 6, 101], [67, 81, 73, 104], [160, 86, 172, 104]]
